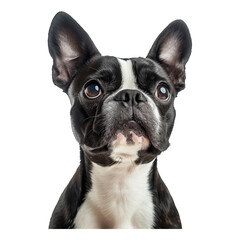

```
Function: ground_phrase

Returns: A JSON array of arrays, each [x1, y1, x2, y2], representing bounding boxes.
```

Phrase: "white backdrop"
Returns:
[[0, 0, 239, 239]]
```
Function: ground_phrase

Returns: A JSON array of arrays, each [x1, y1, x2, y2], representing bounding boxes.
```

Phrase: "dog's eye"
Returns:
[[84, 83, 102, 99], [155, 84, 170, 101]]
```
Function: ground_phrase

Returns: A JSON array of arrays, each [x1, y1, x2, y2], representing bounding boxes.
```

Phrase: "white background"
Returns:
[[0, 0, 239, 239]]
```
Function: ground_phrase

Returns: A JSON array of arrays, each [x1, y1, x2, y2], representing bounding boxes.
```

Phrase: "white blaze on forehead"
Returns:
[[117, 59, 138, 90]]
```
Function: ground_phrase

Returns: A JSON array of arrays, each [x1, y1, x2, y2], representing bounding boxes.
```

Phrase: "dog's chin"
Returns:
[[109, 126, 150, 163]]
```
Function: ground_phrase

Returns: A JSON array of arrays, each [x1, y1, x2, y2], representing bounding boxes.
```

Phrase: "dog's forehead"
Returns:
[[120, 57, 169, 91], [90, 56, 165, 83]]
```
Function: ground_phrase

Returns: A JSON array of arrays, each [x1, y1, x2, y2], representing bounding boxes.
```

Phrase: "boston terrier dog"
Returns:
[[48, 12, 191, 229]]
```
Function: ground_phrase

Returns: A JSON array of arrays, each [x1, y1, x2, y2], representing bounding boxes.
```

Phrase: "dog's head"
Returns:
[[48, 12, 191, 166]]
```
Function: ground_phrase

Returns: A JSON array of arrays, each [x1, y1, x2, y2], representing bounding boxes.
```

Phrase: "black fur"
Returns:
[[48, 12, 191, 229]]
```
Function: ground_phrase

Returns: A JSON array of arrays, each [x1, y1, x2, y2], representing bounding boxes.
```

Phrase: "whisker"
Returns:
[[88, 66, 99, 71], [83, 112, 104, 121]]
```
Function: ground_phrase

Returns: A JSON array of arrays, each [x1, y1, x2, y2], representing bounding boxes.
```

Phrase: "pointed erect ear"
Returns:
[[48, 12, 100, 91], [147, 20, 192, 93]]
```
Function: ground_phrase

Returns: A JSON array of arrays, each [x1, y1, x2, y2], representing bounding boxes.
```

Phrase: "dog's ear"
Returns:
[[48, 12, 100, 91], [147, 20, 192, 93]]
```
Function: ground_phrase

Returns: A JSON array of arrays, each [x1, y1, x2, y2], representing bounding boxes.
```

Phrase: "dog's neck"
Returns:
[[74, 151, 156, 228], [90, 160, 154, 195]]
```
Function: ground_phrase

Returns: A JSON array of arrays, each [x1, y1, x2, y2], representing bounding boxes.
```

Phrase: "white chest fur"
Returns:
[[74, 161, 154, 229]]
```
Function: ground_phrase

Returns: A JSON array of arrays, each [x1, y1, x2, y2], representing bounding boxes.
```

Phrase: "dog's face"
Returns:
[[48, 12, 191, 166]]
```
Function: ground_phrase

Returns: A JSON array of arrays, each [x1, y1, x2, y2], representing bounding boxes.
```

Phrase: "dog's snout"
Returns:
[[114, 90, 147, 107]]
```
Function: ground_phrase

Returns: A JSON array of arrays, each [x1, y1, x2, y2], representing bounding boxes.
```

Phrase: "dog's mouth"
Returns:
[[110, 120, 149, 147], [84, 120, 151, 154]]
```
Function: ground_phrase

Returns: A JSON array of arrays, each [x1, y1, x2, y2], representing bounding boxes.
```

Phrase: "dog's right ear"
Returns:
[[147, 20, 192, 93], [48, 12, 100, 92]]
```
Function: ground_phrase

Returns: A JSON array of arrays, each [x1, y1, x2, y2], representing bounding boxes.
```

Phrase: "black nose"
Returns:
[[114, 89, 147, 107]]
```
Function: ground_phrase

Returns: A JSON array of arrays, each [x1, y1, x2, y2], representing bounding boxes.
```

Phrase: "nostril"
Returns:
[[135, 92, 147, 103], [114, 91, 130, 102], [123, 92, 130, 102]]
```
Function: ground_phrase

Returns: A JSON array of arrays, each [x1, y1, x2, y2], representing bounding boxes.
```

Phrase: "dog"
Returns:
[[48, 12, 192, 229]]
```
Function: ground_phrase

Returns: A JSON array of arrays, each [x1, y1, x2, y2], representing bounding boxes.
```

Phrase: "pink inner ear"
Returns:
[[159, 36, 180, 66], [58, 33, 81, 61]]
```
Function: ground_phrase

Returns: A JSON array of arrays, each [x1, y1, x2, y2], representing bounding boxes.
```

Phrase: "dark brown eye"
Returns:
[[84, 82, 102, 99], [155, 84, 170, 101]]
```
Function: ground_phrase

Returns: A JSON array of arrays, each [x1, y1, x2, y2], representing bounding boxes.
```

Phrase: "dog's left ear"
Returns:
[[147, 20, 192, 93]]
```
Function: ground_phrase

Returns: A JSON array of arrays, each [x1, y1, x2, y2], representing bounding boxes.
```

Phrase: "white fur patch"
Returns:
[[74, 161, 154, 229], [110, 132, 150, 163], [118, 59, 138, 90]]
